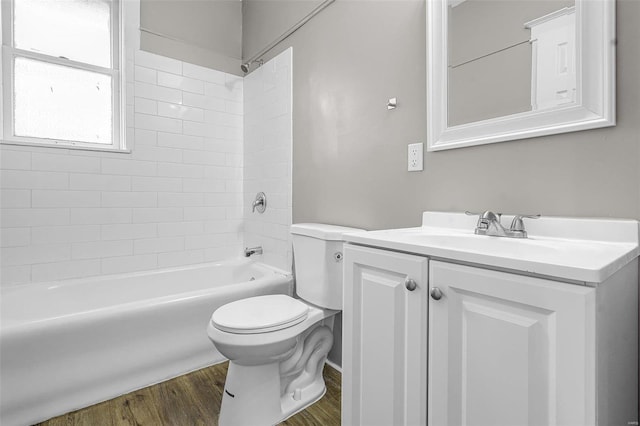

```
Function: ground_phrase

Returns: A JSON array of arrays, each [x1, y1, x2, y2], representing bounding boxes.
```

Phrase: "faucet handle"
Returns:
[[510, 214, 541, 232], [252, 192, 267, 213], [465, 210, 502, 217], [465, 210, 486, 229]]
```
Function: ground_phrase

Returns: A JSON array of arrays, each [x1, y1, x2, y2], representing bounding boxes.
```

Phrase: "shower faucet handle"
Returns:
[[252, 192, 267, 213]]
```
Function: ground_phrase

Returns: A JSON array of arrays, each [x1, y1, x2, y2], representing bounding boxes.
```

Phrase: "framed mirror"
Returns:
[[426, 0, 615, 151]]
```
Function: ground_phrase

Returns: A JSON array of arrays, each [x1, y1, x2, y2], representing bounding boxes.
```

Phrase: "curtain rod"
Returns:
[[139, 26, 192, 45], [243, 0, 335, 65], [139, 0, 335, 68]]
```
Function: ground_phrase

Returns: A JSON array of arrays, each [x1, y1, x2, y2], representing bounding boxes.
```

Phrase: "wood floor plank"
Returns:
[[77, 399, 117, 426], [38, 363, 340, 426], [113, 389, 163, 426], [149, 378, 206, 425], [183, 363, 228, 423]]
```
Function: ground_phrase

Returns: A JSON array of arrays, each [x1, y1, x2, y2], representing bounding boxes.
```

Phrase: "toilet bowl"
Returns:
[[207, 223, 363, 426], [206, 297, 337, 425], [207, 295, 335, 365]]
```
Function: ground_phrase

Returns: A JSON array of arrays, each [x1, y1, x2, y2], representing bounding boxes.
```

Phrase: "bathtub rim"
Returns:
[[1, 258, 293, 335], [1, 257, 286, 294]]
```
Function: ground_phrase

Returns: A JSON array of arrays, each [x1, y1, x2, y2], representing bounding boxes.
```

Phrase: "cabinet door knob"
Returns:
[[430, 287, 443, 300], [405, 278, 417, 291]]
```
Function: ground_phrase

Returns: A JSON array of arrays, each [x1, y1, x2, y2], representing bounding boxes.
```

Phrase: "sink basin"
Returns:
[[344, 212, 639, 284], [406, 233, 560, 256]]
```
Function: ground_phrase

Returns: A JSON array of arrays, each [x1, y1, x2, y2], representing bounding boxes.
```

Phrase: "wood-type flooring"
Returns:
[[37, 362, 341, 426]]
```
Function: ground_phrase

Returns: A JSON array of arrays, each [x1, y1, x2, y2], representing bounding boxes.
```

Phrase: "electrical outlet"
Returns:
[[408, 142, 423, 171]]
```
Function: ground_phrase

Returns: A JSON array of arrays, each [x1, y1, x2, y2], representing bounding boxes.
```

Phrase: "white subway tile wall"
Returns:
[[0, 50, 244, 286], [243, 48, 293, 273]]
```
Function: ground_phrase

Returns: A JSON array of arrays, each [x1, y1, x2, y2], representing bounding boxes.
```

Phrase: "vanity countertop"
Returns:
[[344, 212, 640, 284]]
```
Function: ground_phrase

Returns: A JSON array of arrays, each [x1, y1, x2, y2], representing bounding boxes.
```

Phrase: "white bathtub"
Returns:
[[0, 258, 293, 426]]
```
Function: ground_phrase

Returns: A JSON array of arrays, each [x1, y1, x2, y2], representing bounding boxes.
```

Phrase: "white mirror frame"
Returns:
[[426, 0, 615, 151]]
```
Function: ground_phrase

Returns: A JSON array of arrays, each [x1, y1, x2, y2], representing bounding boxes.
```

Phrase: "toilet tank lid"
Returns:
[[291, 223, 365, 241]]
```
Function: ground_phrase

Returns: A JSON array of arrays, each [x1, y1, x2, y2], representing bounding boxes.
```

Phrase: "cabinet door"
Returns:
[[428, 261, 596, 426], [343, 245, 428, 426]]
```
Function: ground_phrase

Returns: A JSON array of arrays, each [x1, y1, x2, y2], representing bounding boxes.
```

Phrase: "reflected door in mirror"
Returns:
[[447, 0, 575, 127]]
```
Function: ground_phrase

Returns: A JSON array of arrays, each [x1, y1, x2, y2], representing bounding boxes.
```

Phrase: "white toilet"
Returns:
[[207, 223, 362, 425]]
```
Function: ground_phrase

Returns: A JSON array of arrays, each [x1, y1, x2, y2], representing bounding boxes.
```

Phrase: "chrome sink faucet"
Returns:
[[466, 211, 540, 239]]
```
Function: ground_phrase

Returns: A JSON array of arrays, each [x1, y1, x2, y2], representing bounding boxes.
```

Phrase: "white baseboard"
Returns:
[[326, 359, 342, 373]]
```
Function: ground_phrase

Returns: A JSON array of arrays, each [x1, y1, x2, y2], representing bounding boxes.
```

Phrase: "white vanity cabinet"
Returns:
[[430, 261, 591, 426], [342, 212, 639, 426], [343, 251, 638, 426], [427, 259, 638, 426], [342, 244, 428, 426]]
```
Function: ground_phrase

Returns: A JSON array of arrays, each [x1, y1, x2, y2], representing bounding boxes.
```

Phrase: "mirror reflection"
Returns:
[[448, 0, 576, 127]]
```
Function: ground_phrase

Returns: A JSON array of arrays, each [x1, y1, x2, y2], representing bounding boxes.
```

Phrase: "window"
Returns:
[[1, 0, 126, 150]]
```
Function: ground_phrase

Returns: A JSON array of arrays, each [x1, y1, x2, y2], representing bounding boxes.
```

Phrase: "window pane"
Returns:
[[14, 0, 111, 68], [14, 57, 113, 144]]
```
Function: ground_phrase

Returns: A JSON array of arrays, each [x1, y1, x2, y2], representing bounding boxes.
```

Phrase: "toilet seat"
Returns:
[[212, 294, 309, 334]]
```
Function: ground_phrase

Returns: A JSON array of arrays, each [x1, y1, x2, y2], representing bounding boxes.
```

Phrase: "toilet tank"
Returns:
[[291, 223, 364, 310]]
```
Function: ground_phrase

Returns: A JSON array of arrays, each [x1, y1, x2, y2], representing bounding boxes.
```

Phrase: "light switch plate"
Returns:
[[408, 142, 423, 171]]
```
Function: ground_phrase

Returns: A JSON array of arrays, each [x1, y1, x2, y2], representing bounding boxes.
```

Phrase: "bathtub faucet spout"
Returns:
[[244, 246, 263, 257]]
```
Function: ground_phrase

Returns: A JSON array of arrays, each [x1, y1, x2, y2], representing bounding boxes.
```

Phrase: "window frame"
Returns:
[[0, 0, 128, 152]]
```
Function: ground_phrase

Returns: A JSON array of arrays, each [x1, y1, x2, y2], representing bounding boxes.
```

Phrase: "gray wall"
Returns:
[[245, 0, 639, 369], [242, 0, 324, 61], [140, 0, 242, 74], [242, 0, 639, 230]]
